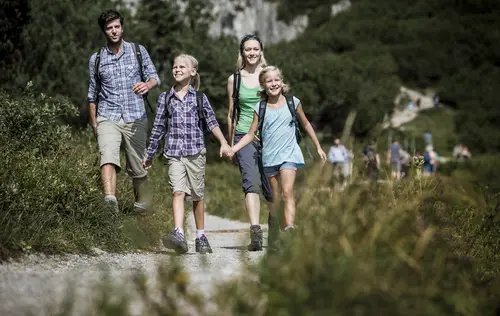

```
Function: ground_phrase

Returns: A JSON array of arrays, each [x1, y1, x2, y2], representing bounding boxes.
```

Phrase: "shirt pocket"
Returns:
[[99, 66, 113, 84], [126, 65, 139, 80]]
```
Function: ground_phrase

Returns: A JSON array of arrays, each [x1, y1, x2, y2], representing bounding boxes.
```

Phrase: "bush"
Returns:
[[215, 171, 500, 316], [0, 85, 172, 259]]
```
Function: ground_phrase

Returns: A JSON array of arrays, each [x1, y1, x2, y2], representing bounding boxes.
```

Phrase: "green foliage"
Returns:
[[0, 87, 173, 259]]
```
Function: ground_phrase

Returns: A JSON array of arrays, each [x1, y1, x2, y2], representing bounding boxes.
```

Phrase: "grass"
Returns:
[[46, 162, 500, 316], [0, 87, 174, 260]]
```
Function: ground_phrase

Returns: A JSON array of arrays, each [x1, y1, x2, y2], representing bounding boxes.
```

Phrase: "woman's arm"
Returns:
[[231, 112, 259, 154]]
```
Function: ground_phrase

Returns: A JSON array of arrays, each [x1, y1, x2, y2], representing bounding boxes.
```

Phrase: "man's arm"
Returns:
[[87, 53, 98, 137]]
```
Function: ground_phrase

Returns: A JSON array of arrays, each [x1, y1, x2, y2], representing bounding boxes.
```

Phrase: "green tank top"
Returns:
[[235, 81, 261, 133]]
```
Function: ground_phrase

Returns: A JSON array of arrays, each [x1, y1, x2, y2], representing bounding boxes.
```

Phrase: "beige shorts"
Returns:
[[96, 116, 148, 178], [167, 148, 206, 201]]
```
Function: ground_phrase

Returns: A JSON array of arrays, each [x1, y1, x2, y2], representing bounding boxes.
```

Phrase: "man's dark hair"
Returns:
[[98, 10, 124, 32]]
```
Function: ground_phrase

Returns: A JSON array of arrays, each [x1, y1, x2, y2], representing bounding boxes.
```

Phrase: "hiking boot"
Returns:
[[267, 214, 281, 251], [104, 195, 119, 214], [247, 225, 263, 251], [162, 228, 188, 254], [195, 235, 213, 254]]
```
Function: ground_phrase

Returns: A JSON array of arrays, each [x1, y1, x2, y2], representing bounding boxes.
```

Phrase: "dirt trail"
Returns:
[[0, 212, 267, 315]]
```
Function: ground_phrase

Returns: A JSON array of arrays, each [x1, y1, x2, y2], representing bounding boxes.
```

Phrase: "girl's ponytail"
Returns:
[[191, 72, 201, 91]]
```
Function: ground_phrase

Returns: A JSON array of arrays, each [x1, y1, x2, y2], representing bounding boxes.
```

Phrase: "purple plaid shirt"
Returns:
[[87, 40, 160, 123], [145, 86, 219, 160]]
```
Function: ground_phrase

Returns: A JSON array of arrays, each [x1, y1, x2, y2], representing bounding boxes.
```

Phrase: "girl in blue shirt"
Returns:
[[230, 66, 326, 243]]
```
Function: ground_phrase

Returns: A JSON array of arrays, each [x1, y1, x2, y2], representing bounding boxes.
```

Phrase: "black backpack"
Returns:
[[93, 42, 155, 114], [256, 95, 313, 159], [164, 91, 211, 137]]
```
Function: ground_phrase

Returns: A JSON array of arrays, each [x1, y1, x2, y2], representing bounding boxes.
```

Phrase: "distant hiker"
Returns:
[[327, 137, 349, 190], [226, 34, 272, 251], [416, 98, 421, 109], [363, 140, 380, 183], [87, 10, 160, 213], [424, 130, 433, 146], [386, 138, 402, 180], [400, 149, 411, 179], [142, 54, 231, 254], [453, 143, 464, 161], [227, 65, 326, 249], [423, 145, 438, 177]]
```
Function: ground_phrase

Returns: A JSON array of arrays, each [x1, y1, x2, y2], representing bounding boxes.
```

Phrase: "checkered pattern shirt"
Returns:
[[87, 40, 160, 123], [145, 86, 219, 160]]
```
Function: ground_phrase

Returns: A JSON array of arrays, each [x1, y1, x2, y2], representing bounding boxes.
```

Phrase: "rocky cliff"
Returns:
[[121, 0, 351, 43]]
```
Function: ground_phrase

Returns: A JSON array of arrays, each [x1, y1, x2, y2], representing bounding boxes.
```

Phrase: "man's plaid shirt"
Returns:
[[87, 40, 160, 123]]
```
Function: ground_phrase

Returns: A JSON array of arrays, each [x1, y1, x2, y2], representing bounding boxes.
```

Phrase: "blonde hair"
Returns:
[[258, 66, 290, 99], [236, 35, 267, 70], [174, 54, 201, 90]]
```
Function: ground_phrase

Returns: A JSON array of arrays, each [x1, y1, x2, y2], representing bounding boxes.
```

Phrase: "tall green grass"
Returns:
[[0, 86, 173, 259]]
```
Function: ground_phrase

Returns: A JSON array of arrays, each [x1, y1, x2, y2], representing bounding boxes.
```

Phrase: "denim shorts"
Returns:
[[263, 162, 298, 178]]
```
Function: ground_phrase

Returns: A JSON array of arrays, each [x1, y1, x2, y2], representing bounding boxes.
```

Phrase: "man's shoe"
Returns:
[[162, 228, 188, 254], [195, 235, 213, 254], [104, 195, 119, 214], [247, 225, 263, 251], [134, 201, 148, 216]]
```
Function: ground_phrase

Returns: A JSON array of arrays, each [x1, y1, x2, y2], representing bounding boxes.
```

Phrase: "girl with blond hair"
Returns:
[[143, 54, 231, 254], [229, 66, 326, 247]]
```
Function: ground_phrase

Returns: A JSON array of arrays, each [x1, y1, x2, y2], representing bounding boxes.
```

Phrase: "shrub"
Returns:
[[0, 85, 172, 259]]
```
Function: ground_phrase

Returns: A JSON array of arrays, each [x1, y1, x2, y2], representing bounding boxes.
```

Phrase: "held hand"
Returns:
[[142, 159, 152, 170], [132, 82, 150, 95], [220, 143, 231, 158], [317, 148, 327, 163]]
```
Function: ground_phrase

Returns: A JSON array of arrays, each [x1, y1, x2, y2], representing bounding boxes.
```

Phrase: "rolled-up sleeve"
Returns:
[[145, 92, 167, 161], [87, 53, 97, 103], [139, 45, 161, 85], [202, 94, 219, 131]]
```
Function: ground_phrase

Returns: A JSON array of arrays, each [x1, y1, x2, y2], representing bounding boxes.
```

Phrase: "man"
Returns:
[[328, 137, 349, 190], [87, 10, 160, 213], [386, 138, 401, 181], [363, 140, 380, 183]]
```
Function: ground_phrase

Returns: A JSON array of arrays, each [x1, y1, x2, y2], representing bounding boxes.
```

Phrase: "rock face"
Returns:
[[121, 0, 352, 44], [208, 0, 308, 44]]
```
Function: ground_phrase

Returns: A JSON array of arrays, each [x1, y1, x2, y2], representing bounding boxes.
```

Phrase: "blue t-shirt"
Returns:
[[254, 96, 305, 168]]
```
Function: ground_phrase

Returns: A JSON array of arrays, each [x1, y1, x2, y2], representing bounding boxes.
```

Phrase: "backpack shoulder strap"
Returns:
[[257, 99, 268, 146], [196, 91, 205, 120], [131, 42, 155, 114], [285, 95, 297, 122], [131, 42, 145, 81], [231, 71, 241, 127], [93, 48, 103, 101]]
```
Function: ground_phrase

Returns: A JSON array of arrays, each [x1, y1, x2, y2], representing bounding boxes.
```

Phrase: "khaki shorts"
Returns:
[[96, 116, 148, 178], [167, 148, 206, 201]]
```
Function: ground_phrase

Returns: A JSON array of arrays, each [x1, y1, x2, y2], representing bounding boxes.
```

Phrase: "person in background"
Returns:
[[328, 137, 349, 190]]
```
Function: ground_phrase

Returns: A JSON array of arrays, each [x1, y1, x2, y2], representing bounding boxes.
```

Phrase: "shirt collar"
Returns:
[[167, 85, 197, 98], [104, 40, 129, 55]]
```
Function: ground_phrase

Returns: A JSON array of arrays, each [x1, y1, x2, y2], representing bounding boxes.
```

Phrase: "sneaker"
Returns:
[[104, 195, 119, 214], [195, 235, 213, 254], [134, 201, 148, 216], [247, 225, 263, 251], [162, 228, 188, 254], [267, 214, 281, 251]]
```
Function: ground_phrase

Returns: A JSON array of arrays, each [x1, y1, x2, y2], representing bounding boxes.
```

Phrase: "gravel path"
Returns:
[[0, 212, 267, 315]]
